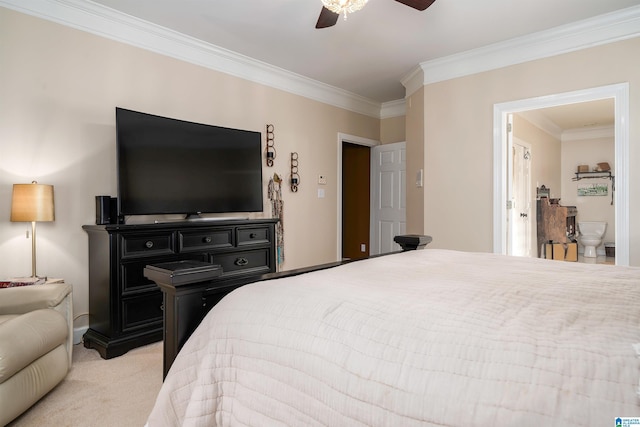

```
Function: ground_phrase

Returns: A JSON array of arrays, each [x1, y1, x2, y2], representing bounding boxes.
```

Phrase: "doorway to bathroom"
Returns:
[[493, 83, 630, 266]]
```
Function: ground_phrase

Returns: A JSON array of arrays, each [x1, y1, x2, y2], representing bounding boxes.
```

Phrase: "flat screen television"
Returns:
[[115, 107, 263, 220]]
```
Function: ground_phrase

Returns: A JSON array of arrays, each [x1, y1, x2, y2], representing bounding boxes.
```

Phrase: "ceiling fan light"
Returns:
[[321, 0, 369, 19]]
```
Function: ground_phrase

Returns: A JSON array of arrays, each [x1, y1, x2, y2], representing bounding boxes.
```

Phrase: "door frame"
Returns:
[[336, 133, 379, 261], [493, 83, 629, 265]]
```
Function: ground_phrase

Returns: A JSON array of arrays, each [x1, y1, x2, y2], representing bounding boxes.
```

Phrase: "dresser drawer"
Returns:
[[121, 254, 207, 295], [121, 232, 176, 258], [211, 249, 271, 277], [179, 229, 233, 252], [237, 226, 270, 246], [121, 291, 163, 333]]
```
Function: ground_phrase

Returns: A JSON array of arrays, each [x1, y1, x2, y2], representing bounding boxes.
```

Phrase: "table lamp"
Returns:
[[10, 181, 55, 278]]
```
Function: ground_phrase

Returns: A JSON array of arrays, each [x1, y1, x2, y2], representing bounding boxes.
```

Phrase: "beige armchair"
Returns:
[[0, 283, 73, 426]]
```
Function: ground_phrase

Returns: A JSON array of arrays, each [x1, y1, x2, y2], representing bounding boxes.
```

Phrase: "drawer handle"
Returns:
[[234, 257, 249, 266], [203, 236, 212, 243], [249, 233, 257, 239], [145, 241, 154, 249]]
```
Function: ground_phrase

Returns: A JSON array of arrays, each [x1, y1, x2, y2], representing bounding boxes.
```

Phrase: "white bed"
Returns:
[[146, 249, 640, 426]]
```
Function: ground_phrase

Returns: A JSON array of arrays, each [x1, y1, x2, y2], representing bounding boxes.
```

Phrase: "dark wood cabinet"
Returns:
[[536, 197, 577, 258], [82, 218, 277, 359]]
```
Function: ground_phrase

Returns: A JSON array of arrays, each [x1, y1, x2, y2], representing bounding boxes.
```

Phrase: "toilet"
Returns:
[[577, 221, 607, 258]]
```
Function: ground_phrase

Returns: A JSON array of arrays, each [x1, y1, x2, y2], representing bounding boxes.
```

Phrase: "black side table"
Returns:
[[144, 260, 223, 378], [394, 234, 433, 251]]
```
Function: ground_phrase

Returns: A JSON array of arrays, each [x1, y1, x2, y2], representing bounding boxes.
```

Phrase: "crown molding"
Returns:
[[400, 67, 424, 101], [0, 0, 384, 118], [4, 1, 640, 117], [403, 5, 640, 96], [380, 99, 406, 119], [562, 125, 614, 142], [518, 109, 615, 142]]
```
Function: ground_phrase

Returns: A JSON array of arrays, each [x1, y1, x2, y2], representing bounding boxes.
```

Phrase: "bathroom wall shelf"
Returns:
[[573, 171, 615, 205], [572, 171, 613, 181]]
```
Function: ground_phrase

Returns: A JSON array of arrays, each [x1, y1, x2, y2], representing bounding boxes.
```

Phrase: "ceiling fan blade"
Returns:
[[316, 6, 339, 29], [394, 0, 436, 11]]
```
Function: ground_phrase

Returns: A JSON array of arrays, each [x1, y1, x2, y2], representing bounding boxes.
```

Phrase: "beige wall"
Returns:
[[380, 115, 406, 144], [0, 8, 379, 331], [422, 77, 495, 250], [513, 114, 562, 199], [405, 88, 425, 234], [421, 37, 640, 265]]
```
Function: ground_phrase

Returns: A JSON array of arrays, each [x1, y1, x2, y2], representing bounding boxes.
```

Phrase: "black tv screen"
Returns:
[[115, 108, 263, 218]]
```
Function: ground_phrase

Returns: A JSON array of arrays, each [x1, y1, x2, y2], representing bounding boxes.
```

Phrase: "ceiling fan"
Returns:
[[316, 0, 436, 29]]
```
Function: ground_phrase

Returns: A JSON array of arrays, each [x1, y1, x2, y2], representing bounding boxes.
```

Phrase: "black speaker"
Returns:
[[96, 196, 117, 225], [110, 197, 118, 224]]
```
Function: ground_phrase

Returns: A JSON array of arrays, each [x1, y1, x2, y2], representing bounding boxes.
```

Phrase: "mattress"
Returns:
[[146, 249, 640, 426]]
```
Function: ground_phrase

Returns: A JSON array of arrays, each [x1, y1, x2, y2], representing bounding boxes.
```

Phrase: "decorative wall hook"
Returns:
[[265, 124, 276, 167], [290, 152, 300, 192]]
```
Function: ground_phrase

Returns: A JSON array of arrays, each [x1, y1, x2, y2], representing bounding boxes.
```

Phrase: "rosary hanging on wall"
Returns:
[[268, 173, 285, 269]]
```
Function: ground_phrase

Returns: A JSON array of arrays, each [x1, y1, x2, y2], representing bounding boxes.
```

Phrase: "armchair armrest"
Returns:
[[0, 283, 73, 365], [0, 283, 72, 314]]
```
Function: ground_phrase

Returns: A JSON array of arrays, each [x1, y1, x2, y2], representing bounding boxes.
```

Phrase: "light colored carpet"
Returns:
[[8, 341, 163, 427]]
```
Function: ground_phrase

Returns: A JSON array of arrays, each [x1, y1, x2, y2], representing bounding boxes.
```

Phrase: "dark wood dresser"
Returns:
[[82, 218, 277, 359]]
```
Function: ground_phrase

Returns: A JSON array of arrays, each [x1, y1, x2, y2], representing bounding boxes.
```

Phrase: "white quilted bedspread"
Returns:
[[147, 249, 640, 426]]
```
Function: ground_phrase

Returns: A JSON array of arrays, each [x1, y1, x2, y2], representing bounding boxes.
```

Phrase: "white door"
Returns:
[[509, 135, 533, 257], [370, 141, 406, 255]]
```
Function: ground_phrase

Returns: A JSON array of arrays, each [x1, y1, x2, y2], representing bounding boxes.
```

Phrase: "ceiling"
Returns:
[[90, 0, 640, 104]]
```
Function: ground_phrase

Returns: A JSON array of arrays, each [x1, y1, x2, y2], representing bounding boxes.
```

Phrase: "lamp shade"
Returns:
[[11, 182, 55, 222]]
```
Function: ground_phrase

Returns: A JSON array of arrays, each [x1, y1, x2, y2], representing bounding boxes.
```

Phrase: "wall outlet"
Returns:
[[318, 175, 327, 185], [360, 244, 366, 252]]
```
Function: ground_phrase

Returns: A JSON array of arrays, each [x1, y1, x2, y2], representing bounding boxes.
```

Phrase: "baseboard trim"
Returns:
[[73, 325, 88, 345]]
